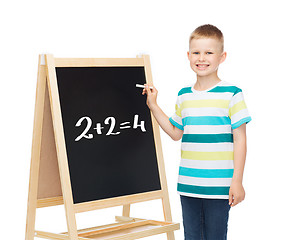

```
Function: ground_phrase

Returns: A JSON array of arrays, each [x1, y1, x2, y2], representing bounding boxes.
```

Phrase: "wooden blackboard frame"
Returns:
[[25, 54, 179, 240]]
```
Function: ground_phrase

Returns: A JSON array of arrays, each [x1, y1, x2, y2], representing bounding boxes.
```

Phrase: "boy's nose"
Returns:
[[199, 53, 205, 61]]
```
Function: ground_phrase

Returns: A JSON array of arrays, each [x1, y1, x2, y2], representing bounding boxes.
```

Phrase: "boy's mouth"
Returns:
[[196, 64, 210, 70]]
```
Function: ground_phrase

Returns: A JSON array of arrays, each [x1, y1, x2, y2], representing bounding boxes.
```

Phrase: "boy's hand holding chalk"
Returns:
[[136, 84, 153, 89], [137, 83, 158, 109]]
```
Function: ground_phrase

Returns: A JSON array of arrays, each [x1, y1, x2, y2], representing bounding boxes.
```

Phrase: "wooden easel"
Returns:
[[25, 54, 179, 240]]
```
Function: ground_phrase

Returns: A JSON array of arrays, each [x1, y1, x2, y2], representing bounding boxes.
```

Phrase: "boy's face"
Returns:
[[187, 38, 226, 78]]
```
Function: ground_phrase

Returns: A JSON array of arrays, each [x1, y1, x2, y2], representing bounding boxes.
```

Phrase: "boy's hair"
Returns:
[[190, 24, 224, 52]]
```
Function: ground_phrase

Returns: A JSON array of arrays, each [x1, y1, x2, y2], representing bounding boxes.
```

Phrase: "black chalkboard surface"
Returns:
[[56, 67, 161, 204]]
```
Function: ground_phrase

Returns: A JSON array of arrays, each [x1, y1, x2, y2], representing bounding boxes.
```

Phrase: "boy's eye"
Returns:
[[206, 52, 213, 54], [192, 52, 199, 54]]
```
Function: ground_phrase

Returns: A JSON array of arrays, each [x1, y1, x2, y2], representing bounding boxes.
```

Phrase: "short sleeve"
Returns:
[[169, 95, 184, 130], [229, 89, 252, 129]]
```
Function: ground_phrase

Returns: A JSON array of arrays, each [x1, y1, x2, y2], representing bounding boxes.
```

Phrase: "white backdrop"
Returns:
[[1, 1, 283, 239]]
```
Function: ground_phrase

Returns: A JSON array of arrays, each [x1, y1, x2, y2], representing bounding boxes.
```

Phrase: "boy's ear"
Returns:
[[220, 51, 227, 64], [187, 51, 190, 60]]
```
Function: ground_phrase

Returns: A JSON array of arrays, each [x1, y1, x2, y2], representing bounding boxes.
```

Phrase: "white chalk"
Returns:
[[136, 84, 153, 89]]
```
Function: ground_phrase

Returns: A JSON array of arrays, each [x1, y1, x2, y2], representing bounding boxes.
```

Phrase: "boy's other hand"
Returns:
[[229, 181, 245, 207], [142, 84, 158, 109]]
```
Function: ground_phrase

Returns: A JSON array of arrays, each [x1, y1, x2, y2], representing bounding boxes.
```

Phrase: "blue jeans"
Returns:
[[180, 195, 230, 240]]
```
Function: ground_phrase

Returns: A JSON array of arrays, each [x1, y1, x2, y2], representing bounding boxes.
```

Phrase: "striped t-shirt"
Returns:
[[169, 80, 251, 199]]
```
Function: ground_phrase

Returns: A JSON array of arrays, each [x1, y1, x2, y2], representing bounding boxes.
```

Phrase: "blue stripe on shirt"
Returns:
[[232, 116, 252, 129], [179, 167, 234, 178], [169, 117, 184, 130], [182, 116, 231, 126]]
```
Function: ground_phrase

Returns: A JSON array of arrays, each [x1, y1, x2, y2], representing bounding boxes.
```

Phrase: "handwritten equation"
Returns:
[[75, 115, 146, 141]]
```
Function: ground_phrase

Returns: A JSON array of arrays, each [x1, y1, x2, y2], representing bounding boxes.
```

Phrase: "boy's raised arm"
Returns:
[[142, 84, 183, 141]]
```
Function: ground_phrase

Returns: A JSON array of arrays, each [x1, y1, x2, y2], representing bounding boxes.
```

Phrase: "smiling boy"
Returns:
[[142, 24, 251, 239]]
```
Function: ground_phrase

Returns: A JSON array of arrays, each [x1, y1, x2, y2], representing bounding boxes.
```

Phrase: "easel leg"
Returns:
[[25, 169, 39, 240], [25, 56, 47, 240], [162, 196, 175, 240], [166, 231, 175, 240], [45, 54, 79, 240]]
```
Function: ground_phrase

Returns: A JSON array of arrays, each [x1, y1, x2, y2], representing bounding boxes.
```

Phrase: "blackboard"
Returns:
[[56, 66, 161, 204]]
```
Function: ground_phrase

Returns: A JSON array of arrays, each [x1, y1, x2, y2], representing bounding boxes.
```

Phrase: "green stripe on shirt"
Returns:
[[182, 133, 233, 143], [208, 86, 242, 95], [178, 183, 230, 195], [178, 87, 193, 96]]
